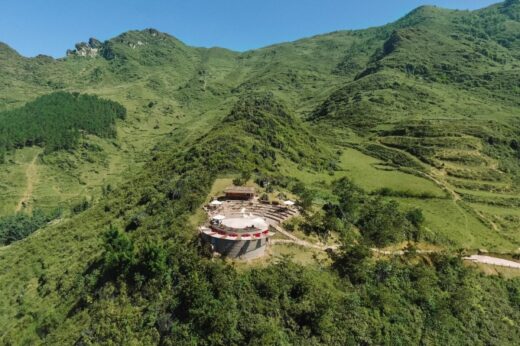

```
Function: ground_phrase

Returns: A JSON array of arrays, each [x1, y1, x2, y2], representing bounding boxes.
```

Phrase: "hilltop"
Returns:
[[1, 1, 520, 344]]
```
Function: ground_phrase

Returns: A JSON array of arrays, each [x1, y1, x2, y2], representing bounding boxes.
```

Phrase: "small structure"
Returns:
[[208, 200, 223, 209], [201, 214, 274, 259], [224, 186, 255, 200], [283, 200, 295, 207]]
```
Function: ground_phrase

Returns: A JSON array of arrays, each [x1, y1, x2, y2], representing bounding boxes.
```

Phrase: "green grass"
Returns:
[[279, 147, 445, 196], [337, 148, 444, 195], [393, 197, 518, 251], [270, 243, 328, 266], [0, 147, 42, 215], [470, 203, 520, 217]]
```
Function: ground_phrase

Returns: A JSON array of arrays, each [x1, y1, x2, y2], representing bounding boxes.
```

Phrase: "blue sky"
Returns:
[[1, 0, 501, 57]]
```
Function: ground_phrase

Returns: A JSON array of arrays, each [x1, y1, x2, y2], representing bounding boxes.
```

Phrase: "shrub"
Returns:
[[101, 227, 135, 277], [71, 198, 91, 215], [332, 243, 372, 284]]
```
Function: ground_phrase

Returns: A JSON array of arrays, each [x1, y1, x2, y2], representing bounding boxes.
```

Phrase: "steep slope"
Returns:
[[0, 3, 517, 244], [309, 1, 520, 241], [0, 30, 234, 216]]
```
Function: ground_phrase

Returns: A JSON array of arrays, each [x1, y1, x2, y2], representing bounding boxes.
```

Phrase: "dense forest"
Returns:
[[0, 92, 126, 162]]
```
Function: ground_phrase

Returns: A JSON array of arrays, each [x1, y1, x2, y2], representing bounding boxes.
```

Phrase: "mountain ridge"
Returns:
[[0, 1, 514, 59]]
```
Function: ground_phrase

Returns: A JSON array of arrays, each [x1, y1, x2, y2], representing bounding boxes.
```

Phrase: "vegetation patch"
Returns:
[[0, 92, 126, 161], [0, 209, 61, 245]]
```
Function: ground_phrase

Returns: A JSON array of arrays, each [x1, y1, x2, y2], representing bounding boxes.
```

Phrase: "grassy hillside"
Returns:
[[0, 88, 519, 344], [310, 1, 520, 248], [1, 0, 520, 344]]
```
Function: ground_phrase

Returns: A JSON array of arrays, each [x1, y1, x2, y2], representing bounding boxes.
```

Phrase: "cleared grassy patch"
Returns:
[[465, 261, 520, 279], [393, 197, 518, 251], [338, 148, 445, 196], [270, 243, 328, 266], [279, 147, 445, 198]]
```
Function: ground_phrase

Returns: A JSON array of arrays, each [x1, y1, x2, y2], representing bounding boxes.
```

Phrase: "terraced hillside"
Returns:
[[309, 1, 520, 250]]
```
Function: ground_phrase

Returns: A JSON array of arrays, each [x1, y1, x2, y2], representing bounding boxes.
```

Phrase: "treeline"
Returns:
[[0, 92, 126, 162], [76, 224, 520, 345], [0, 209, 61, 246]]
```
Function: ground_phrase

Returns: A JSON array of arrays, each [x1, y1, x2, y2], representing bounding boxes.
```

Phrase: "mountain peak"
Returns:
[[109, 28, 186, 49]]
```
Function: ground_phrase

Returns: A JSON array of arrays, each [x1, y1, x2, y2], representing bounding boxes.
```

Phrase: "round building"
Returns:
[[201, 214, 275, 260]]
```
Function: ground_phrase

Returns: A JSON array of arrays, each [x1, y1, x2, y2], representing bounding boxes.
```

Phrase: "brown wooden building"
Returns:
[[224, 186, 255, 200]]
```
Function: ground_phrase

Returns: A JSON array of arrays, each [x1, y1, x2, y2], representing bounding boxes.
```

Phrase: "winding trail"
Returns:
[[417, 169, 500, 232], [15, 154, 38, 213], [271, 227, 520, 270]]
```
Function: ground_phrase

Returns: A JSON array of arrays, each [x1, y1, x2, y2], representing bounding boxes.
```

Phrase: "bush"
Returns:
[[259, 193, 269, 203], [327, 177, 365, 224], [71, 198, 91, 215], [332, 243, 372, 284], [101, 227, 135, 277], [296, 187, 315, 212], [136, 242, 168, 281], [405, 208, 425, 242]]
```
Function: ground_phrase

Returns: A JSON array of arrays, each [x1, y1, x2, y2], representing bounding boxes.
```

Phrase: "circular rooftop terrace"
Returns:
[[220, 216, 268, 231]]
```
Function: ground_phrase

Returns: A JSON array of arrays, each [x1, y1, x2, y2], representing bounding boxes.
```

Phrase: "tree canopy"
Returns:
[[0, 92, 126, 161]]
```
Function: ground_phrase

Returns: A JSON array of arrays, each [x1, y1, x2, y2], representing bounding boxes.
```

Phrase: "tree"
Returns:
[[405, 208, 425, 242], [330, 177, 365, 224], [332, 242, 372, 284], [302, 211, 331, 239], [0, 92, 126, 156], [297, 187, 315, 213], [102, 227, 135, 277], [136, 242, 168, 281], [357, 198, 407, 247]]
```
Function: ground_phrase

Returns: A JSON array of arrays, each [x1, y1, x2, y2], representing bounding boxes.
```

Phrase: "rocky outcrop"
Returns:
[[66, 38, 102, 57]]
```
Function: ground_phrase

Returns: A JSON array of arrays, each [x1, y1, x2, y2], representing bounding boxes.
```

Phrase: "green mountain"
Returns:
[[1, 1, 520, 344]]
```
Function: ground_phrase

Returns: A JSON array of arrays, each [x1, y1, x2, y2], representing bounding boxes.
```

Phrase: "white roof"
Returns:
[[212, 214, 226, 220], [221, 216, 268, 230], [283, 200, 295, 206], [210, 200, 223, 205]]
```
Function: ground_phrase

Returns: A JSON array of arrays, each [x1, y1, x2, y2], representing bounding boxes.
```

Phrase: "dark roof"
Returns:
[[225, 186, 255, 194]]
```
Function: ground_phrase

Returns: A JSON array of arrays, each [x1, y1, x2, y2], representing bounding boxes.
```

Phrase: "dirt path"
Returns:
[[270, 224, 338, 251], [418, 169, 501, 232], [15, 154, 38, 213], [271, 234, 520, 271], [464, 255, 520, 269]]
